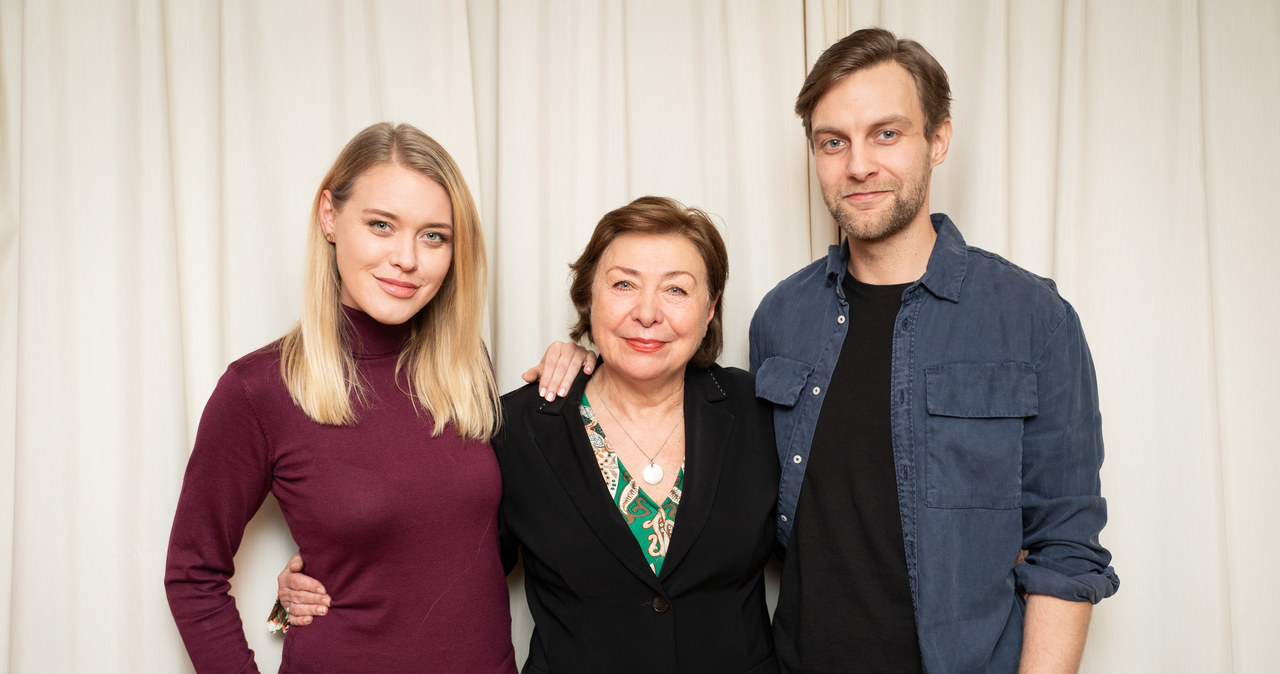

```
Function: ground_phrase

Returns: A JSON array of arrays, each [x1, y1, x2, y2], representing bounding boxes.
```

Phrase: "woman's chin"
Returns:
[[599, 353, 686, 385]]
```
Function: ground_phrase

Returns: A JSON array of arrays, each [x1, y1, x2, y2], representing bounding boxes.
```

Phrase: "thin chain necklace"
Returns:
[[595, 386, 682, 486]]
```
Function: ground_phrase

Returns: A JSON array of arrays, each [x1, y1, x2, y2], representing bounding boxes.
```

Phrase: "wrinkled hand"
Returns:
[[521, 341, 597, 401], [277, 552, 331, 627]]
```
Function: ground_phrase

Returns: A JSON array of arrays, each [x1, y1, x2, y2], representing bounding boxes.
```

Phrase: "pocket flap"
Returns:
[[925, 362, 1038, 418], [755, 357, 813, 407]]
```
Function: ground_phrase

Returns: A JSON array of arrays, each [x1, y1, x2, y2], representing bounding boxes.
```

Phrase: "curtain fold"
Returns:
[[489, 0, 809, 388], [1199, 3, 1280, 671], [0, 0, 22, 667], [2, 0, 1276, 670]]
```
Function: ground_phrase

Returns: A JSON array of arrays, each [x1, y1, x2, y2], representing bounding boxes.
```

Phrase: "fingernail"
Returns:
[[316, 587, 324, 595], [319, 606, 327, 615], [558, 387, 568, 397], [539, 387, 546, 397]]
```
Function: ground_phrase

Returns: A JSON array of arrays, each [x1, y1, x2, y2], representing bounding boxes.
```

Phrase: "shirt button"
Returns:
[[792, 455, 803, 464], [837, 315, 846, 324], [779, 515, 788, 523], [652, 596, 670, 613], [811, 386, 820, 396]]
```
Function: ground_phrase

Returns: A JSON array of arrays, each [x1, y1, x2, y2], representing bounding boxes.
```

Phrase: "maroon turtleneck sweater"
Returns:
[[165, 308, 515, 673]]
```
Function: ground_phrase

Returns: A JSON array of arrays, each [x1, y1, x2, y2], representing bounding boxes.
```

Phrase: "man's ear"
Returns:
[[930, 118, 953, 168]]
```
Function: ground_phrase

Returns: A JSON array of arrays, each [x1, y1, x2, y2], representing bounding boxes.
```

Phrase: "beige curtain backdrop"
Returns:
[[1, 0, 1275, 671]]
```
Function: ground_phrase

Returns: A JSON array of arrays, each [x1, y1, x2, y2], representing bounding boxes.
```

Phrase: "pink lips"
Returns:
[[376, 276, 419, 299], [847, 190, 889, 203], [624, 338, 666, 353]]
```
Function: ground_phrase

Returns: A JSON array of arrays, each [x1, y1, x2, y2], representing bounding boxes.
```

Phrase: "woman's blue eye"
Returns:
[[667, 286, 687, 295], [370, 220, 391, 232]]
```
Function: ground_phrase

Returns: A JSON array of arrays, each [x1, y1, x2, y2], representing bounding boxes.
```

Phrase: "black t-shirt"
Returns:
[[773, 273, 923, 673]]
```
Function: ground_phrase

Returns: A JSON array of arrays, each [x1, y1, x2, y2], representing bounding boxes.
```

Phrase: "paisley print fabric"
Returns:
[[581, 395, 683, 575]]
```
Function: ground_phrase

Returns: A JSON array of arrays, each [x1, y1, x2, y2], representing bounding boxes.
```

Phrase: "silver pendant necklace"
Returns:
[[596, 387, 682, 486]]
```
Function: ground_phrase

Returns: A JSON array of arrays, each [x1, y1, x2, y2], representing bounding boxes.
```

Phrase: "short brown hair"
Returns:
[[795, 27, 952, 143], [568, 196, 728, 368]]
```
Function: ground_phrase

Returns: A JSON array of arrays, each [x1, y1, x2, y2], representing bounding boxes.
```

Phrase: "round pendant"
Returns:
[[642, 463, 664, 485]]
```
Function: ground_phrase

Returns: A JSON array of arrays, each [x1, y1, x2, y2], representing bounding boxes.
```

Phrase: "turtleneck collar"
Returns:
[[341, 305, 412, 359]]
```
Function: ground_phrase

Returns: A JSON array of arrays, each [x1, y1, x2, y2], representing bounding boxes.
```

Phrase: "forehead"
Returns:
[[346, 162, 452, 218], [811, 60, 925, 132], [351, 163, 445, 200], [599, 232, 707, 275]]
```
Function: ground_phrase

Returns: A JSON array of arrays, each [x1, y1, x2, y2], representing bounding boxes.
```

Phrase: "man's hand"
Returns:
[[277, 552, 331, 627], [1019, 593, 1092, 673], [520, 341, 597, 401]]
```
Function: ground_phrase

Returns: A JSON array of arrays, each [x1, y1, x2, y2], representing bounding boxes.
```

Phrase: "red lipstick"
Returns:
[[624, 338, 665, 353]]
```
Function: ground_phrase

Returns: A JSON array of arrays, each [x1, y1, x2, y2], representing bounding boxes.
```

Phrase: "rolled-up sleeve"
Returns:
[[1014, 305, 1119, 603]]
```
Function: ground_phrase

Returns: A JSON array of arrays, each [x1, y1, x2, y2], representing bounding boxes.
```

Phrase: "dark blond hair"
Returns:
[[568, 196, 728, 368], [795, 27, 952, 143], [280, 122, 499, 439]]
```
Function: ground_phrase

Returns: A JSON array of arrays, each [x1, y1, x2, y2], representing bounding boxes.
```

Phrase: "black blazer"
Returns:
[[496, 364, 780, 674]]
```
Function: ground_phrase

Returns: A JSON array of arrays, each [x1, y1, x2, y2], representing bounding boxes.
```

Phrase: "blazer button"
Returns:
[[652, 596, 670, 613]]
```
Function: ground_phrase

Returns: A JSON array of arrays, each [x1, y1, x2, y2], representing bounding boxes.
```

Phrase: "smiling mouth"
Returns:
[[624, 338, 666, 353], [376, 276, 419, 299], [846, 190, 890, 202]]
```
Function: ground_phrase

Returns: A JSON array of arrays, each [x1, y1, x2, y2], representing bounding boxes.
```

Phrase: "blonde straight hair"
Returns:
[[280, 123, 500, 440]]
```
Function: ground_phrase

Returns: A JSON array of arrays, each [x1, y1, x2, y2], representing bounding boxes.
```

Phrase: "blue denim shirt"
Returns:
[[749, 214, 1119, 672]]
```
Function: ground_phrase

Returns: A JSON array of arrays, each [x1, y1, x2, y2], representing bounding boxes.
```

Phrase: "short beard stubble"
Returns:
[[825, 159, 932, 244]]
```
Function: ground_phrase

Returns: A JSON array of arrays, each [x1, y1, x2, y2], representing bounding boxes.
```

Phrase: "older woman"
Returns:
[[280, 197, 779, 672], [165, 123, 516, 673]]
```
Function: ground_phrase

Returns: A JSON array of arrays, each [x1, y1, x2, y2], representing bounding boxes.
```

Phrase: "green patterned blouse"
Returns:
[[580, 395, 684, 575]]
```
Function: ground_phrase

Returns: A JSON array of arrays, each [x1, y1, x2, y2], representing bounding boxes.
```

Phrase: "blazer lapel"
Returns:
[[532, 371, 665, 593], [659, 366, 732, 582]]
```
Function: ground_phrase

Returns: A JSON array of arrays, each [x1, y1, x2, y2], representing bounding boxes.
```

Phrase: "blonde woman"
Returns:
[[165, 123, 516, 673]]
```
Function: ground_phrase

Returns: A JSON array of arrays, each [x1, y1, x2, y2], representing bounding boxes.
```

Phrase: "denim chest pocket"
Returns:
[[755, 357, 814, 408], [924, 362, 1037, 509]]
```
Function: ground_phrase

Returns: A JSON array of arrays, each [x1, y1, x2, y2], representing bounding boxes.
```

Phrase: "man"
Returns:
[[749, 28, 1117, 672]]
